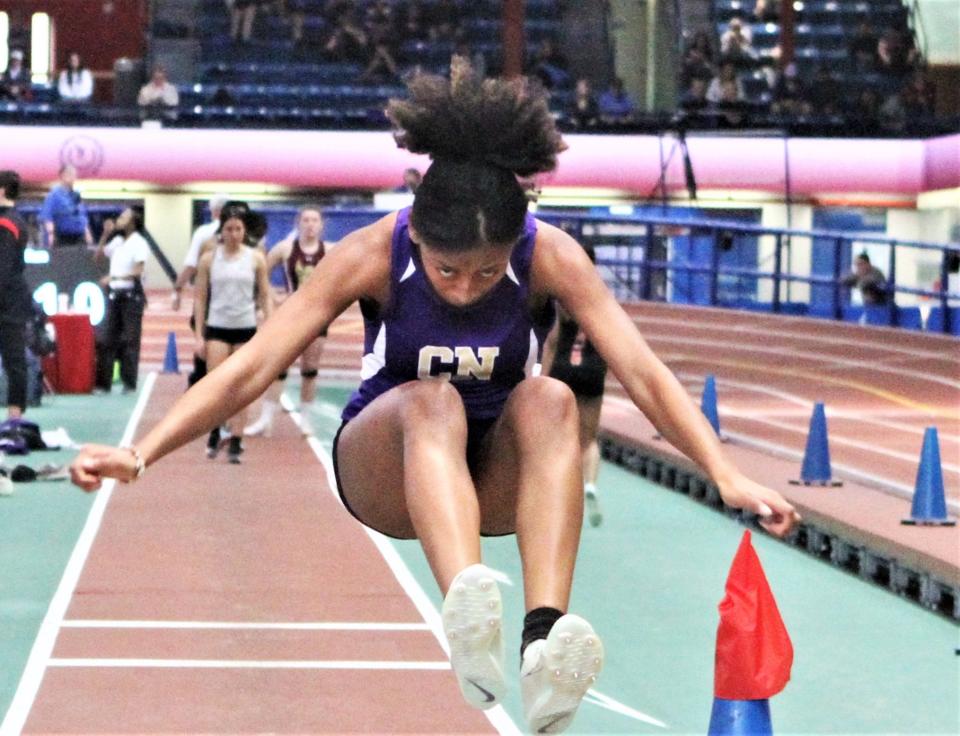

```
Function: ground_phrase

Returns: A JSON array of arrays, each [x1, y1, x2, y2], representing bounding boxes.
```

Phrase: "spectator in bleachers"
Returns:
[[230, 0, 259, 44], [323, 6, 369, 63], [680, 77, 709, 113], [597, 77, 635, 123], [680, 31, 715, 90], [425, 0, 461, 43], [849, 20, 879, 72], [137, 65, 179, 109], [807, 67, 842, 116], [751, 0, 779, 23], [57, 52, 94, 103], [40, 164, 93, 248], [401, 0, 429, 42], [360, 0, 400, 82], [876, 27, 916, 76], [568, 77, 599, 129], [720, 17, 758, 64], [851, 88, 881, 133], [771, 62, 810, 117], [0, 49, 31, 102], [899, 70, 936, 119], [712, 78, 748, 127], [528, 39, 569, 90], [706, 63, 745, 104], [842, 253, 888, 306]]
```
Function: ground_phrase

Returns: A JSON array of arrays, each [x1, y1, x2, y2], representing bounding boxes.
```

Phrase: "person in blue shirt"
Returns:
[[39, 164, 92, 247], [597, 77, 636, 122]]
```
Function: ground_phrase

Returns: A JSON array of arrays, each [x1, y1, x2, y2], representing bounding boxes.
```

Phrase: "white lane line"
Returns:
[[634, 313, 958, 364], [723, 412, 960, 473], [676, 372, 960, 443], [48, 659, 451, 670], [605, 396, 960, 512], [584, 689, 667, 728], [1, 372, 157, 736], [643, 332, 960, 390], [284, 394, 523, 736], [61, 620, 431, 631]]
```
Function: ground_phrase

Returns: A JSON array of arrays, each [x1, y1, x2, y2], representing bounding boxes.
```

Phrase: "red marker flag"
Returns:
[[714, 530, 793, 700]]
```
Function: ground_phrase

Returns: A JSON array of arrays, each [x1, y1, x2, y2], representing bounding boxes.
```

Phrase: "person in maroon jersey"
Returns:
[[245, 205, 329, 438]]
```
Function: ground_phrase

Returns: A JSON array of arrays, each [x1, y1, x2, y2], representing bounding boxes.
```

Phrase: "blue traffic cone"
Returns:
[[708, 698, 772, 735], [903, 427, 955, 526], [701, 374, 722, 436], [790, 402, 842, 486], [162, 331, 180, 374]]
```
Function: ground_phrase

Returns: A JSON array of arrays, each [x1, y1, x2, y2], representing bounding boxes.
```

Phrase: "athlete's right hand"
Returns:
[[70, 444, 139, 492]]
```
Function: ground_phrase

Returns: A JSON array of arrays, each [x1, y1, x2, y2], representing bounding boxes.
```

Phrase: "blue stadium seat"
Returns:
[[896, 306, 923, 331], [926, 306, 960, 336]]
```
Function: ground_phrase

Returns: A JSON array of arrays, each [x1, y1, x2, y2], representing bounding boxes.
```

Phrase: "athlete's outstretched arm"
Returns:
[[532, 223, 800, 537], [71, 214, 396, 491]]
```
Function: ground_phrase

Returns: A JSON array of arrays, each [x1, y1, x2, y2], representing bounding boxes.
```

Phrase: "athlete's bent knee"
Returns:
[[397, 379, 466, 429]]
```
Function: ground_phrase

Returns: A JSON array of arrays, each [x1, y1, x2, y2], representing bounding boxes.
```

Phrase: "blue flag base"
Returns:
[[708, 698, 772, 736]]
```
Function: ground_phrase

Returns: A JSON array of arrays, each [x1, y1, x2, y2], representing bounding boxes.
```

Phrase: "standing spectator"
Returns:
[[0, 170, 31, 420], [323, 7, 369, 63], [39, 164, 93, 248], [57, 52, 94, 103], [137, 66, 179, 109], [720, 17, 757, 63], [568, 77, 599, 128], [842, 253, 889, 306], [597, 77, 635, 122], [0, 49, 31, 102], [93, 207, 151, 394]]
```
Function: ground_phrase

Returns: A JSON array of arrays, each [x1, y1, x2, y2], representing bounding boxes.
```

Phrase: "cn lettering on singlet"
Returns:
[[418, 346, 501, 381]]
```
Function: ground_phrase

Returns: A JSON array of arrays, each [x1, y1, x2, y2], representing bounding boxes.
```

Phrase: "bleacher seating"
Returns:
[[709, 0, 914, 112], [184, 0, 567, 128]]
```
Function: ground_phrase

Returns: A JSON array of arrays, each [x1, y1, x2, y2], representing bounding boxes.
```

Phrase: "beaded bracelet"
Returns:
[[122, 445, 146, 481]]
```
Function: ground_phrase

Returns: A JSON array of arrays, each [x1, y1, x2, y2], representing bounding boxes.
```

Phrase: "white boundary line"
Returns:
[[48, 659, 450, 670], [60, 620, 432, 631], [286, 395, 523, 736], [1, 371, 157, 736]]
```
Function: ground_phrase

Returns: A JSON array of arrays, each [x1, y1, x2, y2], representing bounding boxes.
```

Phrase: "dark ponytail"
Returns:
[[386, 57, 566, 252]]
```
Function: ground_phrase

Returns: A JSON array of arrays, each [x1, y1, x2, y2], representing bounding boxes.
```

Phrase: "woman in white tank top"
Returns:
[[194, 205, 272, 463]]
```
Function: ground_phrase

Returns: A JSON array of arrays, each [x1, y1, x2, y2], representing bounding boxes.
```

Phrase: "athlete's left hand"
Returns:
[[716, 472, 801, 538]]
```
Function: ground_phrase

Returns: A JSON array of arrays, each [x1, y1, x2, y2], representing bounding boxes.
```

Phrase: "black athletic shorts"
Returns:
[[204, 325, 256, 345], [332, 415, 504, 540], [549, 356, 608, 398]]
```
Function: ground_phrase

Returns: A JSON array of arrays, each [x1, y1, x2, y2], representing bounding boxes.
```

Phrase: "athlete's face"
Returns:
[[418, 241, 513, 308], [298, 210, 323, 240], [221, 216, 246, 247]]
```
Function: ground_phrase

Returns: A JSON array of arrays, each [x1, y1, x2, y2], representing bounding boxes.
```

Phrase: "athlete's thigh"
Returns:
[[472, 377, 579, 535], [205, 340, 232, 370], [335, 386, 418, 539]]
